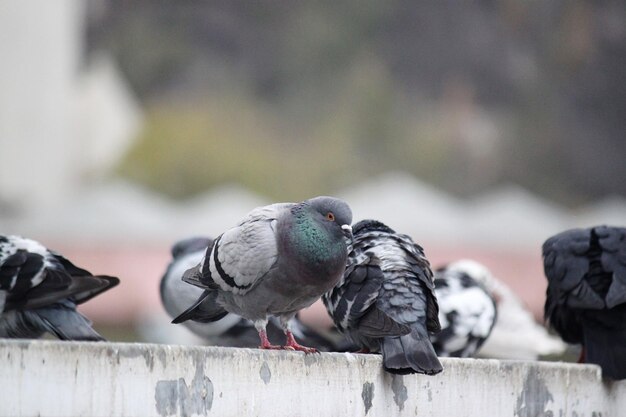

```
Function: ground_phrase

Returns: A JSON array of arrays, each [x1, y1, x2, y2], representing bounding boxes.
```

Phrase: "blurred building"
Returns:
[[0, 1, 141, 214]]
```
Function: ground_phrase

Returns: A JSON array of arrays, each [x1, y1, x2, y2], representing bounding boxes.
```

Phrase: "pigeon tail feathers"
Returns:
[[171, 289, 228, 324], [381, 328, 443, 375], [182, 263, 220, 291], [356, 307, 411, 338], [34, 301, 106, 341], [582, 311, 626, 380]]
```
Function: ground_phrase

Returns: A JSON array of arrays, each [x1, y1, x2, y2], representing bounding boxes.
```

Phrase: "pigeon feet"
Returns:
[[259, 344, 284, 350], [284, 331, 318, 354], [259, 343, 283, 350], [257, 330, 318, 353], [258, 330, 282, 350]]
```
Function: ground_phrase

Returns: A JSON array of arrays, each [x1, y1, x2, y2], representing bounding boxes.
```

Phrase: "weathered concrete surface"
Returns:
[[0, 340, 624, 417]]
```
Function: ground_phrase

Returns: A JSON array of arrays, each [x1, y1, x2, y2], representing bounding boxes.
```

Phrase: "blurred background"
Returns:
[[1, 1, 625, 349]]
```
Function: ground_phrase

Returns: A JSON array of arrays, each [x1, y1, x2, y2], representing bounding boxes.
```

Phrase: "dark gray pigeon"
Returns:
[[543, 225, 626, 380], [161, 236, 341, 350], [431, 260, 497, 358], [0, 235, 119, 340], [172, 196, 353, 352], [323, 219, 443, 375]]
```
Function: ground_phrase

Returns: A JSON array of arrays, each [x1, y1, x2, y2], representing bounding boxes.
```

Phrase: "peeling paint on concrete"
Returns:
[[391, 375, 408, 411], [155, 348, 167, 369], [115, 344, 168, 370], [120, 345, 157, 370], [515, 368, 554, 417], [155, 381, 178, 416], [155, 362, 214, 416], [260, 361, 271, 385], [1, 341, 625, 416], [362, 382, 374, 415]]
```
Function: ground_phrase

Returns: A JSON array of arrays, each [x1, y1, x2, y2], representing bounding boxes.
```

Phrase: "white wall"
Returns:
[[0, 1, 83, 210], [1, 340, 624, 417]]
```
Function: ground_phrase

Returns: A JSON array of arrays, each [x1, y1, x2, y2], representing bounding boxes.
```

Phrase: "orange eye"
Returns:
[[326, 212, 335, 221]]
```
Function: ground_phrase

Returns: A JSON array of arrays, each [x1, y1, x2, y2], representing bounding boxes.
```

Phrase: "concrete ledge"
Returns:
[[0, 340, 624, 417]]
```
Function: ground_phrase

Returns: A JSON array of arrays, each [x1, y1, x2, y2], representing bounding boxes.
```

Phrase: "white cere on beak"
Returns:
[[341, 224, 353, 233]]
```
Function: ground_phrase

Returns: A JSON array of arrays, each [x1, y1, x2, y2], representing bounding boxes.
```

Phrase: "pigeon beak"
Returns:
[[341, 224, 353, 238]]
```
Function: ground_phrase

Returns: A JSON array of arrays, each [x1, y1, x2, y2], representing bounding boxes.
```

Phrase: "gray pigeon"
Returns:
[[323, 219, 443, 375], [543, 225, 626, 380], [161, 236, 341, 350], [0, 235, 119, 340], [431, 261, 497, 358], [172, 196, 353, 352], [160, 236, 240, 339]]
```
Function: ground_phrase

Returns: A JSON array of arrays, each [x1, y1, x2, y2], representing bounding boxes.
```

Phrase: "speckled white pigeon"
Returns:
[[444, 259, 566, 360], [431, 261, 497, 357], [323, 219, 442, 375], [162, 236, 340, 351], [172, 196, 353, 353], [0, 235, 119, 340]]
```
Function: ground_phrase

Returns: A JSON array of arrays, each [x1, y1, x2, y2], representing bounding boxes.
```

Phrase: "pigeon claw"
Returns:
[[284, 331, 318, 354], [258, 344, 283, 350], [284, 343, 318, 354]]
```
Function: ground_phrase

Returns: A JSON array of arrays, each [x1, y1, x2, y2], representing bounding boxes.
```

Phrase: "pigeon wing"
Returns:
[[389, 233, 441, 334], [543, 228, 605, 310], [543, 228, 597, 344], [596, 226, 626, 308], [326, 252, 409, 337], [1, 248, 118, 311], [1, 250, 40, 296], [205, 205, 287, 295]]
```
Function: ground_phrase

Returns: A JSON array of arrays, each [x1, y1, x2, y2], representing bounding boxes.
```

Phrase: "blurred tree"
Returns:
[[88, 0, 626, 204]]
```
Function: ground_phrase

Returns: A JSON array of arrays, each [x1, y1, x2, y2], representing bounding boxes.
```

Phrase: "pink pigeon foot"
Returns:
[[284, 331, 318, 353], [258, 330, 282, 350]]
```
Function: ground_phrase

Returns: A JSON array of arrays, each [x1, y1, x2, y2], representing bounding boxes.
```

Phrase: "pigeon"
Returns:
[[0, 235, 119, 340], [161, 236, 240, 340], [431, 261, 497, 358], [441, 259, 566, 360], [161, 236, 340, 350], [323, 219, 442, 375], [543, 225, 626, 380], [172, 196, 353, 353]]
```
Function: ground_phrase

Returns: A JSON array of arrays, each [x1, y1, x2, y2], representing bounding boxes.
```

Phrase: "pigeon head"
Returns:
[[285, 196, 353, 269], [306, 196, 353, 239], [171, 236, 213, 259], [444, 259, 498, 295]]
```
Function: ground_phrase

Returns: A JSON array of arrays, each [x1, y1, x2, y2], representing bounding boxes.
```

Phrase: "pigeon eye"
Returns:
[[326, 212, 335, 221]]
